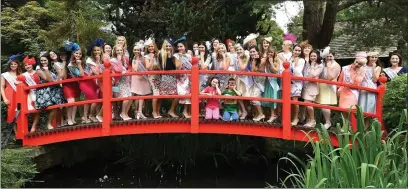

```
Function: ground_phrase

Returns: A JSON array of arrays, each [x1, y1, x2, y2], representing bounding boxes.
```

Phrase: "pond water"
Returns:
[[26, 156, 295, 188]]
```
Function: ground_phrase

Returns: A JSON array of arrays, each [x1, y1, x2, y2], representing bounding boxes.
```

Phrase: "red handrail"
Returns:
[[14, 60, 387, 144]]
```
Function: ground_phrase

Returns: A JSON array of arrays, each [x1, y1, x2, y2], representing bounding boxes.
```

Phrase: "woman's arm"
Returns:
[[373, 66, 381, 82], [308, 64, 324, 78], [223, 56, 230, 70], [326, 62, 341, 80], [174, 54, 182, 70], [1, 76, 8, 103], [145, 56, 154, 71], [36, 69, 52, 82]]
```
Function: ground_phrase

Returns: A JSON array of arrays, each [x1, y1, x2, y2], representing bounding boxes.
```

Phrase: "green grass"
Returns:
[[278, 107, 408, 188]]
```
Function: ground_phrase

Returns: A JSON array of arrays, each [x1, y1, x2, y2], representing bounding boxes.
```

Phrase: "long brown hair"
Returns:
[[8, 60, 22, 75]]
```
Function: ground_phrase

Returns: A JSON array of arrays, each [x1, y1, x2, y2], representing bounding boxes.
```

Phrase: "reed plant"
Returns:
[[279, 107, 408, 188]]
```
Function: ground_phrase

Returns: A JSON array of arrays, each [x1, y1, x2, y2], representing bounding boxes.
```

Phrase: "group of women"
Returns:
[[1, 33, 407, 133]]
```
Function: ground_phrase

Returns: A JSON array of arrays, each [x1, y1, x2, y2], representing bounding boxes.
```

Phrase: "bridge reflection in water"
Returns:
[[15, 59, 387, 146]]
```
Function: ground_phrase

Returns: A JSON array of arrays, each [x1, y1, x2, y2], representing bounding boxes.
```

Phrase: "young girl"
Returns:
[[22, 56, 40, 132], [200, 77, 221, 120]]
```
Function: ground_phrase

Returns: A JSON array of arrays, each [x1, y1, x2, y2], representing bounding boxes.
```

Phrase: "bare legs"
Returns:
[[168, 99, 179, 118], [303, 100, 316, 127], [238, 100, 247, 119], [47, 110, 56, 129], [321, 108, 332, 129], [252, 104, 265, 121], [135, 99, 147, 119], [29, 113, 40, 132], [291, 97, 299, 126], [267, 107, 278, 123], [182, 104, 191, 118], [120, 100, 132, 120], [152, 99, 162, 118], [66, 97, 76, 125]]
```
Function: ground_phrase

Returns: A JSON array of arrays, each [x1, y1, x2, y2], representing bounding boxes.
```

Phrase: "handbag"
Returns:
[[112, 78, 120, 93]]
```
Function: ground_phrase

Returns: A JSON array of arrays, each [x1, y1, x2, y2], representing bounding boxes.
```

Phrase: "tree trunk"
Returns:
[[316, 1, 339, 49], [302, 0, 324, 47]]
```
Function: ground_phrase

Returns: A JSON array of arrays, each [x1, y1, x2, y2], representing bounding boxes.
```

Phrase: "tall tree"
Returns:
[[302, 0, 368, 49], [100, 0, 274, 46]]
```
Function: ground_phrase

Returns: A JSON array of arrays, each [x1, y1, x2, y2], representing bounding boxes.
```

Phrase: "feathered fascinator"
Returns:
[[164, 37, 175, 46], [173, 32, 188, 46], [64, 40, 81, 52], [134, 41, 144, 50], [144, 37, 154, 47], [7, 53, 24, 64], [23, 56, 36, 65], [205, 41, 212, 52], [225, 39, 231, 45], [40, 51, 48, 57], [87, 38, 105, 56], [283, 33, 297, 44], [320, 46, 331, 59], [235, 43, 243, 49], [243, 33, 259, 45]]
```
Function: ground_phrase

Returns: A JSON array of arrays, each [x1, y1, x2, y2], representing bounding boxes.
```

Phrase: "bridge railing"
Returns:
[[15, 60, 387, 142]]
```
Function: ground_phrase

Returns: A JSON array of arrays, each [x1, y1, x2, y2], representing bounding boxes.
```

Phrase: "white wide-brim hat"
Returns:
[[243, 33, 259, 45]]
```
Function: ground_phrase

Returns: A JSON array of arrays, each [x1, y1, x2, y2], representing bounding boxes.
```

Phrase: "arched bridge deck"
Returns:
[[14, 60, 387, 146]]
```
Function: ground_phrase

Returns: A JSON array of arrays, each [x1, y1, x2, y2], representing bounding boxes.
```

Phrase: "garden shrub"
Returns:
[[383, 74, 408, 130]]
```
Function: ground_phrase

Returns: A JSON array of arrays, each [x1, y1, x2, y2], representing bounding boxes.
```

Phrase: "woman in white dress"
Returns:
[[174, 41, 193, 118], [289, 45, 305, 126]]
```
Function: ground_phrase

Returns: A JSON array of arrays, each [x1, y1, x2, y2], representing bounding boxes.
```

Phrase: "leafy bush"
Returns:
[[1, 148, 38, 188], [279, 107, 408, 188], [383, 74, 408, 130]]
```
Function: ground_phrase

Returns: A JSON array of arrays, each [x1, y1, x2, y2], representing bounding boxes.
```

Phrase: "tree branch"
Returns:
[[337, 0, 366, 11]]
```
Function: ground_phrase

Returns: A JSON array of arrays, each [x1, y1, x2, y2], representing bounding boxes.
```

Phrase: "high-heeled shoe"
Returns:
[[253, 115, 265, 122], [182, 112, 191, 119], [291, 119, 299, 126], [323, 123, 332, 129], [240, 112, 248, 120], [167, 112, 179, 118], [96, 115, 103, 122], [267, 115, 278, 123], [81, 116, 91, 124], [89, 116, 99, 123], [136, 112, 147, 120], [120, 114, 132, 121], [303, 120, 316, 128]]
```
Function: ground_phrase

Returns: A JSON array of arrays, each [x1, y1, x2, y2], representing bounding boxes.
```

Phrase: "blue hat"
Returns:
[[164, 37, 175, 46], [173, 32, 188, 46], [64, 40, 81, 52], [7, 53, 24, 64], [87, 38, 105, 56]]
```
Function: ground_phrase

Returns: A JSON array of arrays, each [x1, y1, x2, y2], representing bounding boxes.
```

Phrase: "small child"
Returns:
[[200, 77, 222, 120], [222, 78, 241, 121]]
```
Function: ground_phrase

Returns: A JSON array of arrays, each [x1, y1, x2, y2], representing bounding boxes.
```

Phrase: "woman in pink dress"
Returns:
[[131, 43, 152, 119], [22, 56, 40, 132], [111, 45, 132, 120], [338, 52, 367, 129]]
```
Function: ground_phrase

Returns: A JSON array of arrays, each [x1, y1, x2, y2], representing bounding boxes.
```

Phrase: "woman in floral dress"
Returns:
[[110, 45, 132, 120], [35, 52, 66, 129], [159, 39, 179, 118], [145, 39, 162, 119]]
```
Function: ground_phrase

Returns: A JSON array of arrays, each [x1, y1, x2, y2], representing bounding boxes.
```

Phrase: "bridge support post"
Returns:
[[281, 61, 292, 140], [190, 57, 199, 133], [102, 61, 112, 136], [16, 76, 28, 140], [376, 76, 387, 134]]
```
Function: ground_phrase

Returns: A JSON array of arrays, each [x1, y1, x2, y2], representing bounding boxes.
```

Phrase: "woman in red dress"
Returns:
[[62, 43, 82, 125], [22, 56, 40, 132], [1, 54, 23, 133]]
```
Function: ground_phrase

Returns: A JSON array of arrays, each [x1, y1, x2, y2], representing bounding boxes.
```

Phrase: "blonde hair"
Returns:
[[216, 43, 227, 61], [115, 36, 127, 53], [160, 40, 173, 69], [112, 45, 126, 66]]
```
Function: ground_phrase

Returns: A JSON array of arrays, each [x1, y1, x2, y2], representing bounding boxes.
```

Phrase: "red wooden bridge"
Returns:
[[14, 61, 387, 146]]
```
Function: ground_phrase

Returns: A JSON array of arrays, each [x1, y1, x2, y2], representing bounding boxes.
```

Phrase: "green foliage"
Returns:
[[383, 74, 408, 130], [279, 107, 408, 188], [1, 1, 49, 65], [103, 0, 281, 47], [1, 148, 38, 188], [38, 0, 116, 51]]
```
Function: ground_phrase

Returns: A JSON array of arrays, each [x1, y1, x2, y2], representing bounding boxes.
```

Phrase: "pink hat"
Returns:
[[355, 51, 367, 60]]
